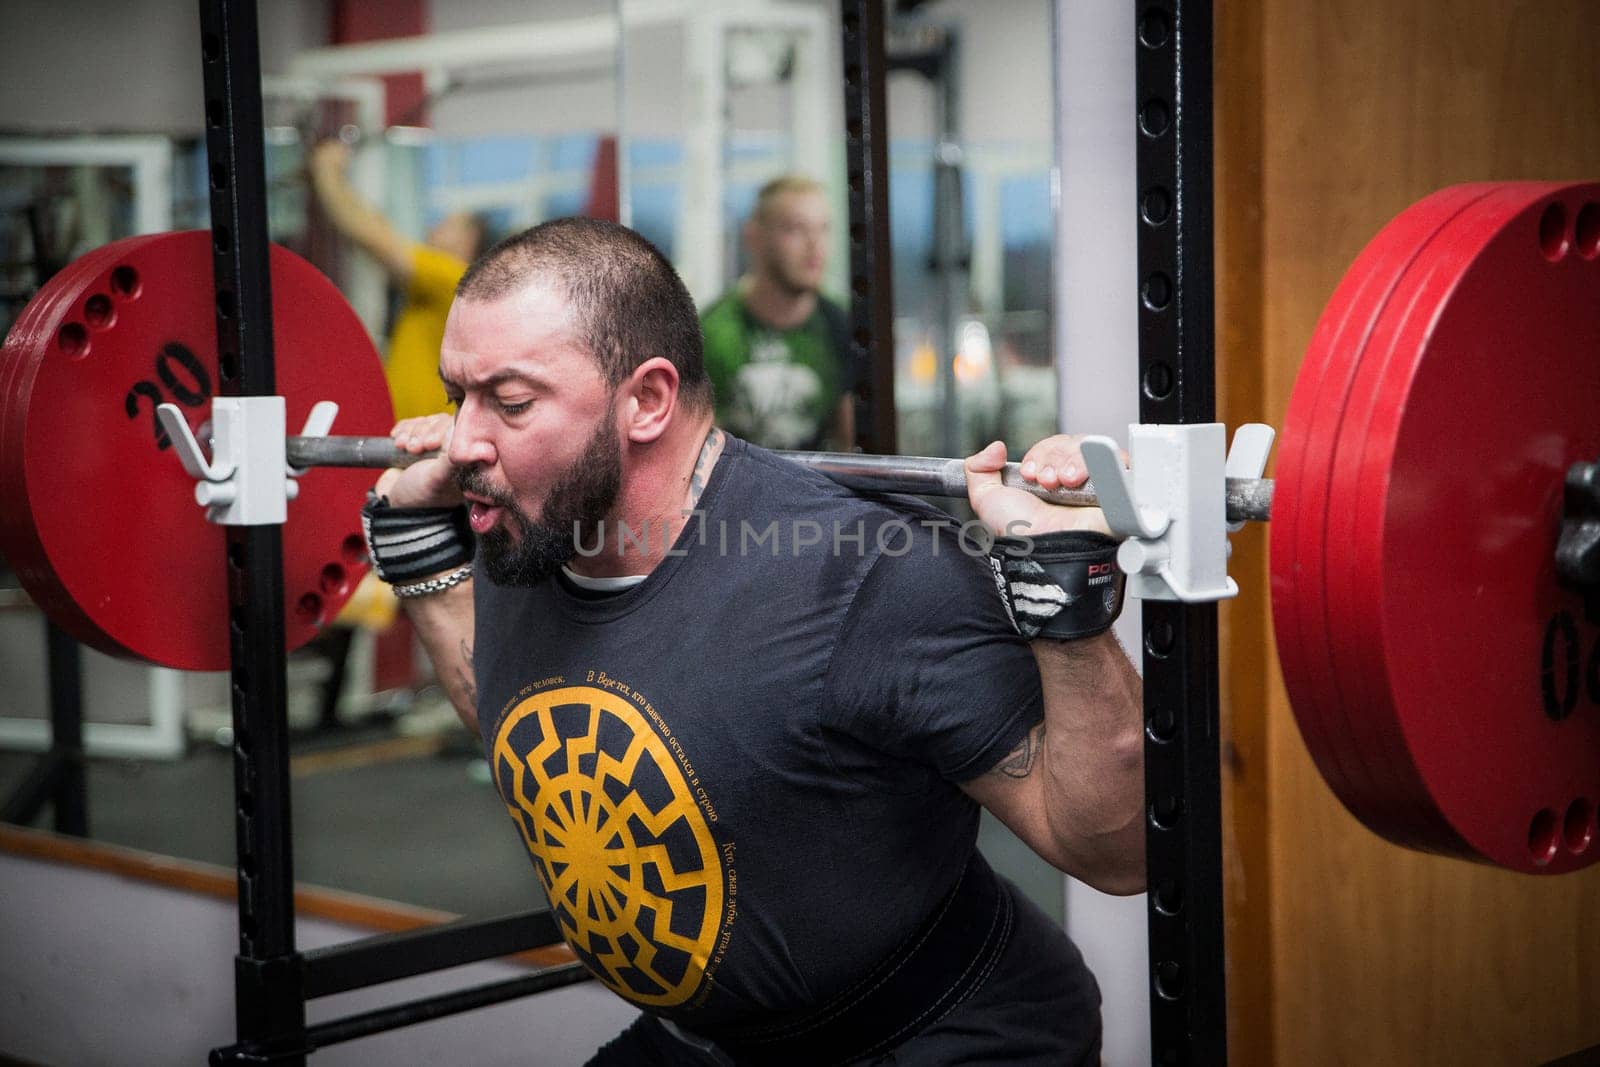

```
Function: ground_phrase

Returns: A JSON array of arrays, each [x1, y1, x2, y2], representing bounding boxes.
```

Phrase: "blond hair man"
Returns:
[[700, 176, 856, 451]]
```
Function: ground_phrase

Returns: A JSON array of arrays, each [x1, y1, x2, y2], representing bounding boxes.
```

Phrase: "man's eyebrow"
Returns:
[[437, 368, 547, 392]]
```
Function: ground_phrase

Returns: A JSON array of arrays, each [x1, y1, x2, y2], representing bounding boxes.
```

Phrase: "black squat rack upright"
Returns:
[[1132, 2, 1227, 1064]]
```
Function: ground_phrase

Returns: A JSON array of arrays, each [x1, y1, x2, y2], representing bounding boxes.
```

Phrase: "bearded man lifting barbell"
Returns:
[[360, 216, 1144, 1066]]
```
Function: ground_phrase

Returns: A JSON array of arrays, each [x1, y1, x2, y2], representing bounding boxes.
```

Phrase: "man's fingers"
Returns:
[[1021, 435, 1094, 489], [964, 441, 1010, 501], [390, 414, 453, 453], [965, 439, 1008, 473]]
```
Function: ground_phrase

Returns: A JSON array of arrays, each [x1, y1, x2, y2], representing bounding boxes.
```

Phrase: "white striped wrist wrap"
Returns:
[[360, 494, 474, 584]]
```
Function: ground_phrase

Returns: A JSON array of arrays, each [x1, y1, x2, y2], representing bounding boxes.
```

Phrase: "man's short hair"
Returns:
[[752, 174, 826, 223], [456, 217, 712, 411]]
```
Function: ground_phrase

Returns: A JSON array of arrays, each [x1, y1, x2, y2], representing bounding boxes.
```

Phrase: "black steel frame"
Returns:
[[0, 623, 87, 836], [1135, 2, 1227, 1064], [883, 26, 965, 460], [840, 0, 897, 456]]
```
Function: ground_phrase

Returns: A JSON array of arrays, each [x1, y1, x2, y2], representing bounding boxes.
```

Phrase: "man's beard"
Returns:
[[456, 412, 623, 587]]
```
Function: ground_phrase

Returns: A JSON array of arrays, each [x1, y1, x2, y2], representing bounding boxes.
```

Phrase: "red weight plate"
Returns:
[[1274, 186, 1496, 812], [1331, 183, 1600, 873], [1272, 184, 1499, 826], [1, 241, 155, 587], [1350, 181, 1600, 870], [0, 231, 393, 670], [0, 236, 294, 662], [1, 242, 141, 438], [1319, 184, 1543, 852]]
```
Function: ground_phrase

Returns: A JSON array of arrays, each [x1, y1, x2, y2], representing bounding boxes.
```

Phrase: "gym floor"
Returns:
[[0, 708, 551, 919]]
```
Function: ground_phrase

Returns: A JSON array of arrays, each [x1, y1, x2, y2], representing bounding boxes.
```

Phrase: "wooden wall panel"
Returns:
[[1216, 2, 1600, 1064], [1214, 2, 1273, 1063]]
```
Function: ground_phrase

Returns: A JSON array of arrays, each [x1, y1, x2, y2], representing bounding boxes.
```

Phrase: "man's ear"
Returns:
[[622, 357, 680, 444]]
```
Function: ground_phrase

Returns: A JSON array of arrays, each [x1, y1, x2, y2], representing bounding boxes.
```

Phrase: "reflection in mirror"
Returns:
[[618, 0, 853, 452], [883, 0, 1058, 461]]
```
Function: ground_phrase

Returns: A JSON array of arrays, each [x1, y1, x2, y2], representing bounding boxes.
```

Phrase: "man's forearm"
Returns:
[[1034, 630, 1146, 892], [401, 580, 480, 737]]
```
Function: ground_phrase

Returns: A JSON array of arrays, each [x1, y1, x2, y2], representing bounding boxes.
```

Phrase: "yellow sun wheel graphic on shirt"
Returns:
[[492, 685, 724, 1007]]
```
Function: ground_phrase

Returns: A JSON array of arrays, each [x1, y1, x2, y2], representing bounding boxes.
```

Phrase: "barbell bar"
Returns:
[[281, 434, 1279, 525]]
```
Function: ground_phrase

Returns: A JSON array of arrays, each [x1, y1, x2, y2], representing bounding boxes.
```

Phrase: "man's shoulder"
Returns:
[[724, 445, 991, 577]]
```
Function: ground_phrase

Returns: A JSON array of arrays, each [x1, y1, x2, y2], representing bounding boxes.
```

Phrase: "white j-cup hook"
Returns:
[[288, 401, 340, 478], [156, 397, 291, 524], [1080, 436, 1170, 540]]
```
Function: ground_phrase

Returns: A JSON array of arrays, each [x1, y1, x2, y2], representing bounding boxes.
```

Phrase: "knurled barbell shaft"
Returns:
[[284, 436, 1276, 524]]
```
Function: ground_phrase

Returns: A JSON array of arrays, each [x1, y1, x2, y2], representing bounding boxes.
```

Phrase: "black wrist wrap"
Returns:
[[988, 530, 1126, 640], [360, 493, 474, 584]]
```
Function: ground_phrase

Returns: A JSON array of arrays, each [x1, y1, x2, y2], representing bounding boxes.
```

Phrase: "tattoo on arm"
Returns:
[[686, 428, 724, 510], [990, 722, 1046, 779], [456, 639, 477, 707]]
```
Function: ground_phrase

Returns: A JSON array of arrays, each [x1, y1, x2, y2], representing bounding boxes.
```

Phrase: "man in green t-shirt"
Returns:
[[701, 175, 856, 451]]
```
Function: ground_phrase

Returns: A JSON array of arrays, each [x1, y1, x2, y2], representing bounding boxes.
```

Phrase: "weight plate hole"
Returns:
[[84, 293, 115, 330], [320, 563, 348, 597], [1576, 203, 1600, 260], [1564, 798, 1594, 854], [1528, 807, 1560, 865], [56, 322, 89, 358], [1538, 202, 1569, 262], [341, 533, 368, 566], [110, 265, 141, 298], [295, 591, 325, 625]]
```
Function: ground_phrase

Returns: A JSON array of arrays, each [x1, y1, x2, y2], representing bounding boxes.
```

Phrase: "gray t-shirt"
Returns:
[[474, 436, 1099, 1059]]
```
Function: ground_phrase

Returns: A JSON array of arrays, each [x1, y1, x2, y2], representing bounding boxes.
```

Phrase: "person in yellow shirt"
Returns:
[[307, 139, 492, 718], [308, 139, 489, 420]]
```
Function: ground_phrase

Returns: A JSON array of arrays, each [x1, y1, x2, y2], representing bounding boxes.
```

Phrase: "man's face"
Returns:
[[749, 189, 830, 295], [440, 278, 623, 585]]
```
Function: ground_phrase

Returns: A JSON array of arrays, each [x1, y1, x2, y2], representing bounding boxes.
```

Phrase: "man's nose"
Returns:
[[446, 400, 495, 468]]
